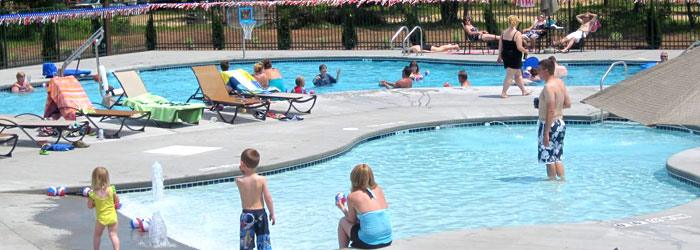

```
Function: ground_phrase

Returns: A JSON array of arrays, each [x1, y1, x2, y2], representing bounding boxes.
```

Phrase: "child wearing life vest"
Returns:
[[87, 167, 120, 250], [291, 75, 315, 95]]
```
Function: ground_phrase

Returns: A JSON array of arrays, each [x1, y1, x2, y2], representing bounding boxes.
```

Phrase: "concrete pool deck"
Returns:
[[1, 50, 699, 249]]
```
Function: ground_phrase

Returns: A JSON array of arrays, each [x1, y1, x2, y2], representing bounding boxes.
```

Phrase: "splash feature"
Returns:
[[139, 161, 171, 247]]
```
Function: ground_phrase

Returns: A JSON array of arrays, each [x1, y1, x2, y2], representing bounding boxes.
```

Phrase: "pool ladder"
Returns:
[[598, 61, 628, 124], [390, 26, 424, 56]]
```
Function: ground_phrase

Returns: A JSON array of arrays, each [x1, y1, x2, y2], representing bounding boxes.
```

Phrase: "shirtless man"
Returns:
[[537, 59, 571, 181], [555, 12, 598, 53], [379, 66, 413, 89], [443, 70, 471, 87]]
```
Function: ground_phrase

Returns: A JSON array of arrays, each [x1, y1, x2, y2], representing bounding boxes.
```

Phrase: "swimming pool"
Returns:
[[0, 59, 642, 115], [118, 122, 700, 250]]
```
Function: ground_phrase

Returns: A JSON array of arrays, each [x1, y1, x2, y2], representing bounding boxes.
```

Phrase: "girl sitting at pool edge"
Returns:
[[337, 164, 392, 249]]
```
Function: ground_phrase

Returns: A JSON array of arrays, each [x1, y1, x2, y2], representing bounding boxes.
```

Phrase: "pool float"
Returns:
[[641, 62, 658, 70]]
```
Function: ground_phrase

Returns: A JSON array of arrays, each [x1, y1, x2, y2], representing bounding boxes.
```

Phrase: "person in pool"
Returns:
[[443, 70, 471, 87], [337, 164, 392, 249], [11, 72, 34, 93], [262, 58, 286, 92], [537, 59, 571, 181], [312, 64, 340, 86], [253, 62, 270, 89], [379, 66, 413, 89]]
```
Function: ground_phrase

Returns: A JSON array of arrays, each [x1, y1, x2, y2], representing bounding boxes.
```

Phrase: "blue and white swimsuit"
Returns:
[[537, 119, 566, 164]]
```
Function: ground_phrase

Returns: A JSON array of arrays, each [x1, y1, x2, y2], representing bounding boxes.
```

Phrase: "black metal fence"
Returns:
[[1, 0, 699, 69]]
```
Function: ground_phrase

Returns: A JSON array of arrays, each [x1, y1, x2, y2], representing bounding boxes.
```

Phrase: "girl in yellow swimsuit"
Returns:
[[87, 167, 121, 250]]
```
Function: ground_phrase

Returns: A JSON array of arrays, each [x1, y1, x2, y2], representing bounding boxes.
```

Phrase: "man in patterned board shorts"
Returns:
[[536, 59, 571, 181]]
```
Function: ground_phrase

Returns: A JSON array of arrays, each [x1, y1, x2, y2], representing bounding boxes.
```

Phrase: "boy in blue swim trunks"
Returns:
[[536, 59, 571, 181], [236, 148, 275, 250]]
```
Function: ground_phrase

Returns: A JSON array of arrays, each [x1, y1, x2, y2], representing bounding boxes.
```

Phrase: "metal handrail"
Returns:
[[598, 61, 628, 124], [390, 26, 409, 51], [402, 26, 423, 56], [59, 27, 104, 77], [680, 40, 700, 55]]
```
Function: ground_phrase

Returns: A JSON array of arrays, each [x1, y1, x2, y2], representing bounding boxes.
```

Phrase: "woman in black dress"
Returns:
[[497, 15, 532, 98]]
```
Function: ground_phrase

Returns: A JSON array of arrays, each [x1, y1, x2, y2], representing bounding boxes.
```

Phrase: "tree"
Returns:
[[645, 4, 662, 49], [277, 6, 292, 50], [145, 12, 157, 50], [41, 22, 58, 61], [341, 6, 358, 50], [440, 1, 459, 25], [211, 8, 225, 50]]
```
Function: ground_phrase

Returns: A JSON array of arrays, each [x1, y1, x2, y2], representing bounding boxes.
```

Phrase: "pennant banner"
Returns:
[[1, 0, 697, 25]]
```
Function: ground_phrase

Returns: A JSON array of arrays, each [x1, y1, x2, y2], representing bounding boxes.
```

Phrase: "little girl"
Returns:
[[87, 167, 120, 250]]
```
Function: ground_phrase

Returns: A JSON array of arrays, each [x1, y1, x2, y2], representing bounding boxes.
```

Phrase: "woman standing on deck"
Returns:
[[497, 15, 532, 98]]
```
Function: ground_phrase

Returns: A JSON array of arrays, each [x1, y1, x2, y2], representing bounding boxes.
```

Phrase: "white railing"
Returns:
[[402, 26, 423, 56], [598, 61, 628, 124], [390, 26, 409, 51], [59, 27, 104, 77]]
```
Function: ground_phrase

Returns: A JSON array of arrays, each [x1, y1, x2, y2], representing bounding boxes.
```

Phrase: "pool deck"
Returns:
[[1, 50, 699, 249]]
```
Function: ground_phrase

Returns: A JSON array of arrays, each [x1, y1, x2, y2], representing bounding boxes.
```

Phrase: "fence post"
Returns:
[[651, 0, 656, 48], [55, 7, 61, 62], [105, 0, 112, 55], [567, 0, 572, 34], [1, 24, 6, 69]]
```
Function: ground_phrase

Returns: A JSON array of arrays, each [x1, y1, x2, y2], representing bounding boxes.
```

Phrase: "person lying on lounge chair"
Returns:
[[408, 44, 460, 53], [463, 17, 501, 42], [553, 12, 598, 53], [379, 66, 413, 89]]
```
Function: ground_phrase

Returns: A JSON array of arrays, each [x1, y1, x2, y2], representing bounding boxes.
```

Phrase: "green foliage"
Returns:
[[0, 38, 5, 68], [440, 2, 459, 25], [211, 9, 225, 50], [277, 6, 292, 50], [110, 16, 131, 35], [483, 6, 497, 35], [453, 30, 462, 44], [646, 4, 663, 49], [405, 6, 426, 46], [381, 36, 390, 49], [342, 7, 358, 50], [146, 12, 157, 50], [610, 32, 622, 42], [41, 23, 58, 61], [184, 38, 195, 50], [483, 5, 498, 49]]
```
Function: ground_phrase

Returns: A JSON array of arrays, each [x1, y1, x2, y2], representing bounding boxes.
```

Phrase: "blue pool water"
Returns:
[[119, 123, 700, 250], [0, 60, 642, 115]]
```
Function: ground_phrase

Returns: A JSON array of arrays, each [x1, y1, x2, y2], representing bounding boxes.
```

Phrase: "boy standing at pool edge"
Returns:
[[537, 59, 571, 181], [236, 148, 275, 250]]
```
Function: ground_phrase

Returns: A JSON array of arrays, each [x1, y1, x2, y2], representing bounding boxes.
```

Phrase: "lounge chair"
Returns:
[[188, 65, 270, 124], [112, 70, 205, 128], [44, 76, 151, 138], [225, 69, 317, 116], [0, 133, 18, 157], [0, 114, 88, 147]]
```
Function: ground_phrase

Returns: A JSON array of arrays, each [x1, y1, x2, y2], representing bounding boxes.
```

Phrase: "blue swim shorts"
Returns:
[[537, 119, 566, 164]]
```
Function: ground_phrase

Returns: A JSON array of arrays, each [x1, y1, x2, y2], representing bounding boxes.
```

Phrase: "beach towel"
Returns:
[[44, 76, 95, 120], [122, 93, 205, 123], [225, 69, 280, 94]]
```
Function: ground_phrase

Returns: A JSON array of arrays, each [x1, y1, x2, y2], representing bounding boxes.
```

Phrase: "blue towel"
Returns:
[[47, 143, 74, 151], [522, 57, 539, 71], [42, 63, 91, 78]]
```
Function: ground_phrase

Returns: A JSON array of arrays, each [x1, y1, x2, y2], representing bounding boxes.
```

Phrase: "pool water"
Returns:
[[119, 123, 700, 250], [0, 60, 642, 115]]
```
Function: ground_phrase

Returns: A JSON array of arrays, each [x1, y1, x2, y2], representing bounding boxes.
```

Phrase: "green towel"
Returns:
[[122, 93, 205, 123]]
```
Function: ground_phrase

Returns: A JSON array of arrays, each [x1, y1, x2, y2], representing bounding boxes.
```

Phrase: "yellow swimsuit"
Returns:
[[89, 185, 118, 226]]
